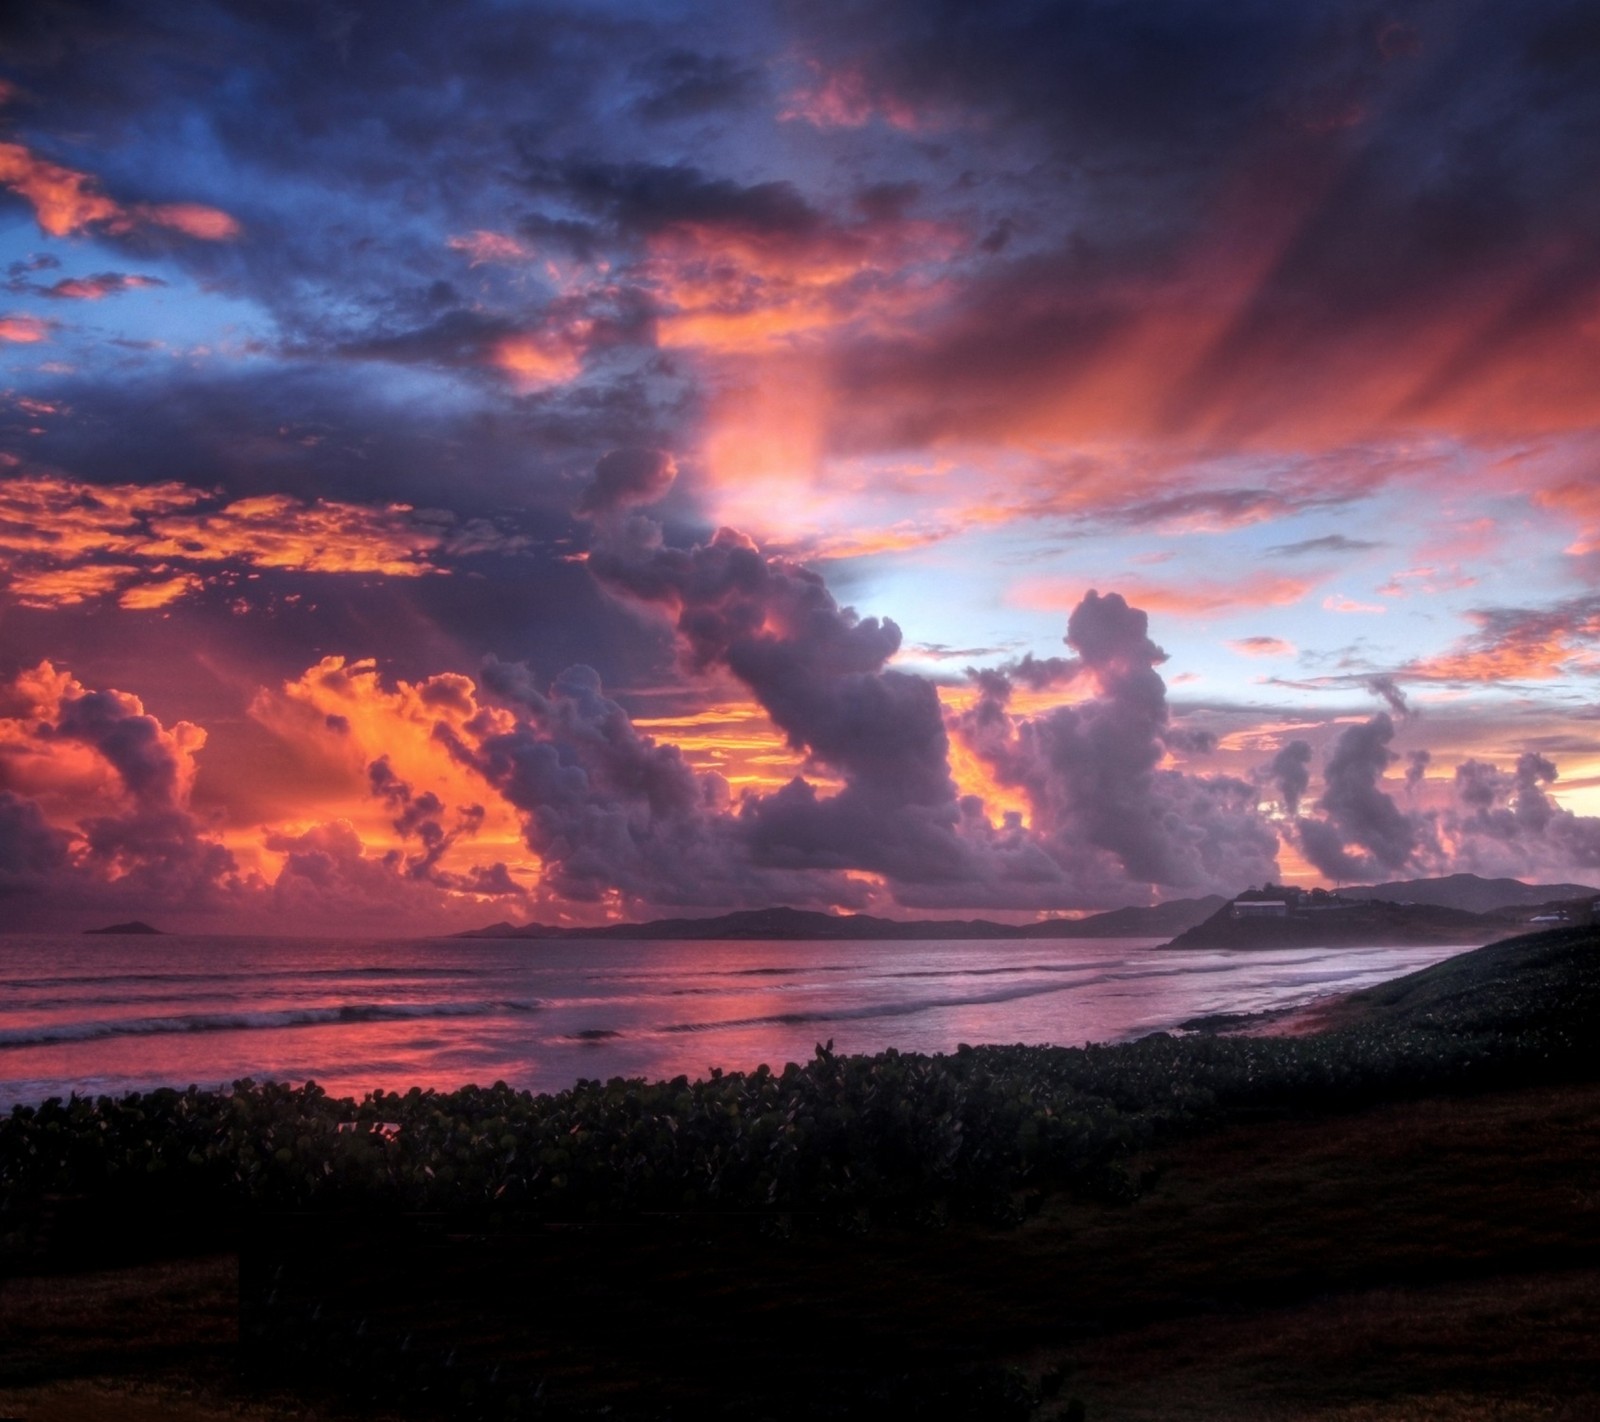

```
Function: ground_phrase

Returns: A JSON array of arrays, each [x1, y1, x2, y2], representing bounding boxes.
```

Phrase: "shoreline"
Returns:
[[1180, 987, 1366, 1038]]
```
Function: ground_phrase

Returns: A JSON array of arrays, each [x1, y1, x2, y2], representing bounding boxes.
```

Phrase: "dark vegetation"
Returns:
[[2, 925, 1597, 1419]]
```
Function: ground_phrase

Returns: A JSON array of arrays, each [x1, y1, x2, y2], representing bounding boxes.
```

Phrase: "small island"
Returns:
[[83, 920, 166, 935]]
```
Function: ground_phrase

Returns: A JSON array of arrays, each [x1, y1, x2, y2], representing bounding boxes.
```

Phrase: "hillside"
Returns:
[[1339, 872, 1599, 913], [1167, 894, 1505, 950]]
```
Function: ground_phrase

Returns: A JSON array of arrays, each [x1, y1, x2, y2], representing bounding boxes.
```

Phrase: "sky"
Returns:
[[2, 0, 1599, 934]]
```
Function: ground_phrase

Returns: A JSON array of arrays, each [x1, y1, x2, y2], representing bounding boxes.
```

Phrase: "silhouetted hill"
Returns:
[[84, 920, 165, 935], [461, 896, 1226, 941], [1168, 895, 1505, 951], [1339, 872, 1599, 914]]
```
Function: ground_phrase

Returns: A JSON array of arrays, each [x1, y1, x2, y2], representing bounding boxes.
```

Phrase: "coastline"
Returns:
[[1182, 988, 1367, 1038]]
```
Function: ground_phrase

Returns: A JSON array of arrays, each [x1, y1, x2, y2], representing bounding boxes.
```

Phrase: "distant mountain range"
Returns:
[[1169, 874, 1599, 952], [1338, 873, 1600, 913], [84, 920, 165, 935], [461, 896, 1228, 942], [463, 874, 1600, 945]]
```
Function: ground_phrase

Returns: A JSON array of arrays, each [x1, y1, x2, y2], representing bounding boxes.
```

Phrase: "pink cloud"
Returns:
[[0, 314, 52, 343], [1229, 636, 1297, 658]]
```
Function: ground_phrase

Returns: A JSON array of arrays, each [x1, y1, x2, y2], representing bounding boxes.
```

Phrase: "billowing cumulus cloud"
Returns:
[[0, 661, 237, 917], [953, 591, 1282, 904], [1296, 715, 1420, 881], [576, 447, 678, 517]]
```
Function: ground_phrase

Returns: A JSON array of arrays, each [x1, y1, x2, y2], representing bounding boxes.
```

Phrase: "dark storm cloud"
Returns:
[[956, 592, 1281, 902], [526, 159, 824, 246], [1447, 750, 1600, 871], [0, 789, 72, 897], [1364, 674, 1410, 717], [632, 50, 763, 123], [0, 667, 240, 917], [1264, 739, 1314, 816], [779, 0, 1600, 451], [576, 448, 678, 517], [590, 526, 971, 887], [452, 656, 861, 909], [1296, 713, 1420, 880]]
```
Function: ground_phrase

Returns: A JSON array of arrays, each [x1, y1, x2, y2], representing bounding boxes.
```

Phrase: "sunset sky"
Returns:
[[2, 0, 1600, 933]]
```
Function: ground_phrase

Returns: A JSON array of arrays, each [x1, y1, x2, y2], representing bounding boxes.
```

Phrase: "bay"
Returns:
[[0, 933, 1473, 1106]]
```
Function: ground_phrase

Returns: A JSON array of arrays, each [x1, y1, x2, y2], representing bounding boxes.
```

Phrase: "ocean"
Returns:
[[0, 933, 1475, 1107]]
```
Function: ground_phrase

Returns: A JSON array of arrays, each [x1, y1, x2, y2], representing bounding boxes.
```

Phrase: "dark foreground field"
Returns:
[[3, 927, 1597, 1420]]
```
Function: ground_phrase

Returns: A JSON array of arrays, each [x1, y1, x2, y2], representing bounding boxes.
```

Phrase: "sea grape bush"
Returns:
[[2, 928, 1595, 1228]]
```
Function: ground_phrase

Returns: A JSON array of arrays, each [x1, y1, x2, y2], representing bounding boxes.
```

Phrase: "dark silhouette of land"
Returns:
[[1340, 872, 1599, 913], [83, 920, 165, 935], [462, 897, 1227, 941], [1170, 878, 1597, 952], [464, 874, 1599, 947]]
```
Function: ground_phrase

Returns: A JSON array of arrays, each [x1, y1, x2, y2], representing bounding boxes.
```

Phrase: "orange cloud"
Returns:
[[1408, 600, 1600, 683], [0, 473, 520, 609], [1228, 636, 1297, 658], [6, 563, 139, 608], [0, 660, 206, 820], [0, 315, 51, 343], [0, 140, 238, 241], [629, 700, 822, 794], [491, 333, 584, 389], [248, 657, 533, 882], [1017, 573, 1313, 618], [145, 494, 452, 575], [1536, 480, 1600, 556], [117, 571, 204, 609]]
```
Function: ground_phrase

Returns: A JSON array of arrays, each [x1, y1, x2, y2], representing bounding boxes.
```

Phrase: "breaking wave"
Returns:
[[0, 999, 540, 1050]]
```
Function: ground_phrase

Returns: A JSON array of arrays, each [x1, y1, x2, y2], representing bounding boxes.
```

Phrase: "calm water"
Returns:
[[0, 934, 1476, 1106]]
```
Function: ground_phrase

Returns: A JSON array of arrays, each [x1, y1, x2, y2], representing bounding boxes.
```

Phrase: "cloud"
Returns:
[[1407, 595, 1600, 683], [1364, 674, 1411, 717], [0, 473, 529, 608], [0, 661, 238, 914], [1267, 534, 1384, 557], [1263, 740, 1314, 816], [1229, 636, 1296, 658], [1323, 594, 1386, 614], [1295, 714, 1422, 881], [446, 230, 532, 266], [1443, 750, 1600, 875], [1020, 573, 1313, 619], [575, 447, 677, 517], [0, 314, 52, 343], [1536, 479, 1600, 556], [0, 140, 238, 241], [31, 272, 166, 301]]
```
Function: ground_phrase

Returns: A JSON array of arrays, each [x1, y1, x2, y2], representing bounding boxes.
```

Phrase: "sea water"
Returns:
[[0, 934, 1474, 1107]]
